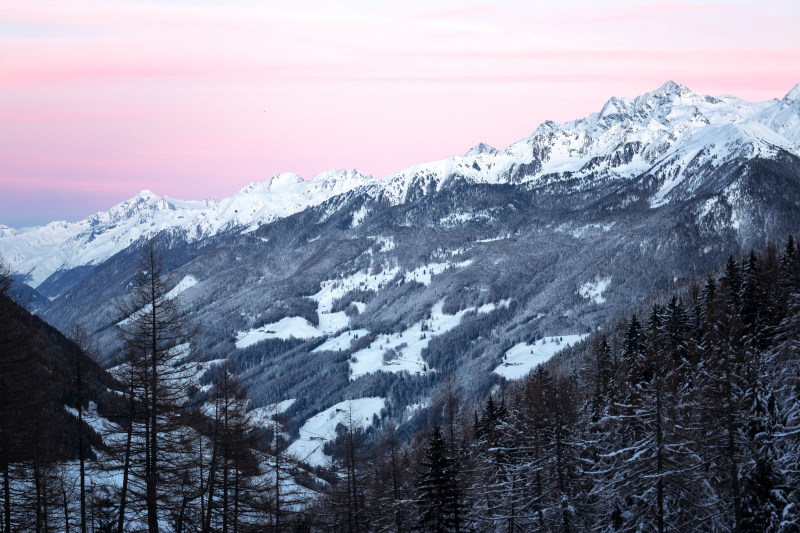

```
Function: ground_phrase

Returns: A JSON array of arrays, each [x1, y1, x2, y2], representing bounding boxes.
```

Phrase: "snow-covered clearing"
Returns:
[[312, 329, 370, 352], [349, 300, 509, 380], [250, 399, 297, 427], [579, 276, 611, 305], [287, 397, 385, 467], [236, 262, 474, 350], [312, 268, 401, 313], [476, 234, 510, 243], [235, 312, 349, 349], [494, 335, 588, 379], [403, 260, 472, 286]]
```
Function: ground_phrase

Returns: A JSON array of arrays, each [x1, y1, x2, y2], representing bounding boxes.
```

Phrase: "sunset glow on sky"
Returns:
[[1, 0, 799, 227]]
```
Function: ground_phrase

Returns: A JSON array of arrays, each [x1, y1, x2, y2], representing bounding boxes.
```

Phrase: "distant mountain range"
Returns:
[[2, 81, 799, 462], [4, 81, 799, 289]]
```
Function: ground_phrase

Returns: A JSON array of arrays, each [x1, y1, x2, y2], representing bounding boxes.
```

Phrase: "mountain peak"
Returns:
[[135, 189, 157, 199], [465, 143, 499, 157], [649, 80, 693, 100], [784, 82, 800, 102], [269, 173, 305, 190]]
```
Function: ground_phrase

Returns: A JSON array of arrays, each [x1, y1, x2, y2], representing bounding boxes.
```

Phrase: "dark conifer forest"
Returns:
[[1, 234, 799, 532]]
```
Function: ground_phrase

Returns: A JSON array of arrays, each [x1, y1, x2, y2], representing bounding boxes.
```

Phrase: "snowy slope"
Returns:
[[2, 82, 799, 289], [0, 170, 372, 288], [286, 397, 386, 467], [370, 81, 800, 205], [494, 335, 588, 380]]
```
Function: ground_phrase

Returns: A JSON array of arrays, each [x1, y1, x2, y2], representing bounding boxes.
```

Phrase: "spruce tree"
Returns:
[[418, 426, 462, 533]]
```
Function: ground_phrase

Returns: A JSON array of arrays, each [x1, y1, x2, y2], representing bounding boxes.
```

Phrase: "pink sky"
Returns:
[[1, 0, 799, 227]]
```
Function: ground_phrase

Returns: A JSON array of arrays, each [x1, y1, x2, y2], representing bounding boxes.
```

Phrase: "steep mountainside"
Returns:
[[2, 82, 799, 462]]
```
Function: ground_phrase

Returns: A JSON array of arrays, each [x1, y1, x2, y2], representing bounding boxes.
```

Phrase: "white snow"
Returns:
[[349, 300, 505, 380], [118, 275, 198, 326], [0, 171, 372, 287], [249, 399, 297, 428], [476, 234, 510, 243], [579, 277, 611, 305], [238, 317, 319, 347], [350, 205, 369, 228], [312, 268, 401, 313], [403, 260, 472, 286], [494, 335, 588, 379], [439, 211, 493, 227], [235, 311, 351, 349], [287, 397, 385, 467], [312, 329, 370, 352], [236, 262, 477, 351], [166, 275, 198, 299], [4, 82, 799, 289]]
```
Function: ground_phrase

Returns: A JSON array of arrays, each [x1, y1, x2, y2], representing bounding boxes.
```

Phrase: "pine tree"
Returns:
[[418, 426, 463, 533]]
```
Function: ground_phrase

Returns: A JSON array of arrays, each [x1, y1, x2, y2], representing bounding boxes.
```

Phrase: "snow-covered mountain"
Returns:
[[2, 82, 800, 462], [3, 81, 799, 289], [370, 80, 800, 203], [1, 169, 372, 287]]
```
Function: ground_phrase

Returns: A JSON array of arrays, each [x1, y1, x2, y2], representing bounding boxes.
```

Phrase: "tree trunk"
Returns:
[[117, 386, 134, 533], [147, 268, 160, 533], [656, 379, 664, 533], [222, 454, 228, 533], [203, 444, 218, 533], [34, 462, 43, 533], [274, 417, 281, 532], [724, 353, 742, 532], [76, 348, 87, 533], [63, 488, 70, 533]]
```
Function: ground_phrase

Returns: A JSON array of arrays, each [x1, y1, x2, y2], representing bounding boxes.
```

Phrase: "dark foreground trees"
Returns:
[[311, 235, 800, 532], [116, 243, 195, 533]]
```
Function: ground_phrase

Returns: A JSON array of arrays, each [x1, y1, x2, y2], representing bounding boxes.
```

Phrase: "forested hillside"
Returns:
[[0, 255, 326, 532], [1, 234, 799, 531], [303, 234, 800, 532]]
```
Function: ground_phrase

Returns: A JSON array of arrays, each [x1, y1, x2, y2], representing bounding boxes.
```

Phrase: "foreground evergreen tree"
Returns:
[[417, 426, 463, 533]]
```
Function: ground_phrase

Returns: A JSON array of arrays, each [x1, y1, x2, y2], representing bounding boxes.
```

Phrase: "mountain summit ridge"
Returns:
[[2, 82, 799, 288]]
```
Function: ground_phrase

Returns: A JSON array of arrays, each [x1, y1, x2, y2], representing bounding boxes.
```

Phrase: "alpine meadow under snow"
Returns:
[[1, 81, 800, 531]]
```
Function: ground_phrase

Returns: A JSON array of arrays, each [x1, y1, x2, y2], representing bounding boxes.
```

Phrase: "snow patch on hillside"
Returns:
[[348, 300, 503, 380], [287, 397, 385, 467], [312, 268, 401, 313], [494, 335, 588, 379], [350, 205, 369, 228], [118, 275, 198, 326], [237, 261, 476, 350], [250, 399, 297, 428], [235, 312, 349, 349], [166, 275, 198, 299], [404, 260, 472, 286], [312, 329, 370, 352], [579, 277, 611, 304]]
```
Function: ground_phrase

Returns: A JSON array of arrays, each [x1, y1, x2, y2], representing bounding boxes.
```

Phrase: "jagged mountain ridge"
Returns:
[[1, 169, 373, 288], [2, 82, 800, 460], [3, 81, 799, 292]]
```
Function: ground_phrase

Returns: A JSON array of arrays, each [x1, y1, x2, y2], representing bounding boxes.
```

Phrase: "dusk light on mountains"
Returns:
[[1, 1, 799, 531]]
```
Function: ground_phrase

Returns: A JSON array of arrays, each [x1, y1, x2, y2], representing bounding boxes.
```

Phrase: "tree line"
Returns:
[[2, 233, 800, 531], [303, 235, 800, 532]]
